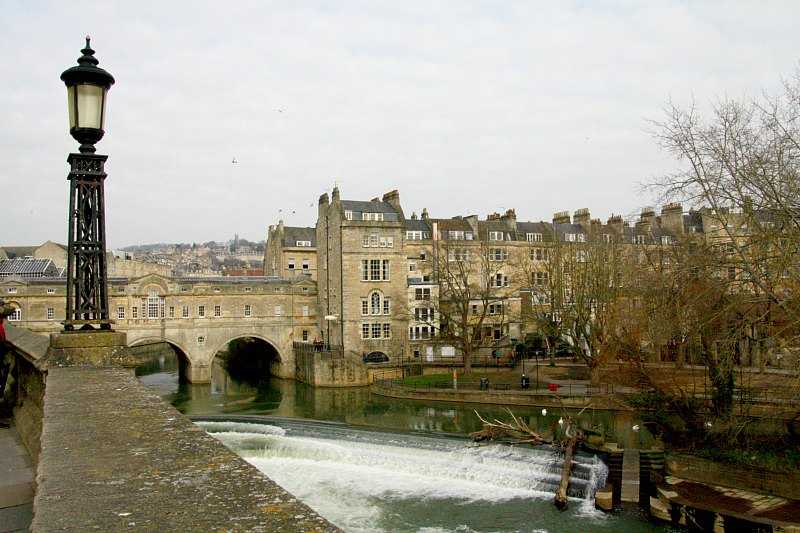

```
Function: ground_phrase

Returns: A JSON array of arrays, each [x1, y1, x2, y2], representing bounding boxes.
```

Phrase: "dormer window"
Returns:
[[526, 233, 542, 242], [296, 240, 312, 247], [406, 231, 430, 240], [344, 211, 353, 220], [489, 231, 504, 241], [362, 212, 384, 221]]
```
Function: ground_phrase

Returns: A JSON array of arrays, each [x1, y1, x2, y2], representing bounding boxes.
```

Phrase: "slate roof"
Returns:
[[434, 218, 473, 232], [552, 222, 588, 241], [403, 219, 431, 232], [513, 221, 555, 242], [0, 258, 60, 278], [283, 227, 316, 247], [341, 200, 398, 214]]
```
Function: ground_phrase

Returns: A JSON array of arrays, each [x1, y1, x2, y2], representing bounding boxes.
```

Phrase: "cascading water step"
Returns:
[[191, 418, 675, 533]]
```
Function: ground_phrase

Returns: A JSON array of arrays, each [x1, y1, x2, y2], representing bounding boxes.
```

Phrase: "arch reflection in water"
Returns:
[[214, 337, 281, 387]]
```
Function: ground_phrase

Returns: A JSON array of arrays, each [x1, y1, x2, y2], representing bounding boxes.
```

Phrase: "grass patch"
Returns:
[[400, 373, 454, 387]]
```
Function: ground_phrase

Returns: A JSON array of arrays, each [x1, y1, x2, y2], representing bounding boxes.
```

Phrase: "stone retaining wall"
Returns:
[[666, 453, 800, 501], [371, 381, 626, 410], [294, 344, 370, 386]]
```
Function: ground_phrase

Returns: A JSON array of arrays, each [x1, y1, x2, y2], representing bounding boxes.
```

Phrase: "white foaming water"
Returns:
[[197, 420, 287, 436], [198, 420, 609, 533]]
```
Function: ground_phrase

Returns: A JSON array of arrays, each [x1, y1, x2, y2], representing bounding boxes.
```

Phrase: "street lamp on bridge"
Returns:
[[60, 36, 115, 331]]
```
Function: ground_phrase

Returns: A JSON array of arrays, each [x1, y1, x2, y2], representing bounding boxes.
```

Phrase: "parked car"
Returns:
[[363, 351, 390, 364]]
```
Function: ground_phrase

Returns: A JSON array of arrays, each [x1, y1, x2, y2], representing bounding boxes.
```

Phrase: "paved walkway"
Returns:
[[657, 475, 800, 530], [621, 448, 640, 503], [0, 423, 34, 533]]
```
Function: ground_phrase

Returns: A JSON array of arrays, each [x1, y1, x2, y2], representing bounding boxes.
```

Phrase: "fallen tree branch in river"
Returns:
[[471, 405, 585, 511], [470, 409, 550, 445]]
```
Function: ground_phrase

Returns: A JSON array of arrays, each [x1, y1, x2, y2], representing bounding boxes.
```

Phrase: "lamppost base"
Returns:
[[62, 319, 114, 332], [42, 329, 135, 369]]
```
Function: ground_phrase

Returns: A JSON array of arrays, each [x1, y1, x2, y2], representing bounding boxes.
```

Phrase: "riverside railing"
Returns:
[[293, 341, 344, 359], [372, 378, 619, 397]]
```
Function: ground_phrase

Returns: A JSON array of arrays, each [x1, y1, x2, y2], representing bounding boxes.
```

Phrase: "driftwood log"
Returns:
[[553, 434, 578, 510]]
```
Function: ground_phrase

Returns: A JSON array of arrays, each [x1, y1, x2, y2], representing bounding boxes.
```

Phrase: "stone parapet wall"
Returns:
[[4, 325, 49, 463], [32, 367, 338, 531]]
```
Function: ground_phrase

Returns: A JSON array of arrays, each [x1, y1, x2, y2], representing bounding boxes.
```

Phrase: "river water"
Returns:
[[138, 358, 675, 532]]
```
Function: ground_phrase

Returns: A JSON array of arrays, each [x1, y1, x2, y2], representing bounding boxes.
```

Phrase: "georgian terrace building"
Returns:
[[265, 188, 708, 367]]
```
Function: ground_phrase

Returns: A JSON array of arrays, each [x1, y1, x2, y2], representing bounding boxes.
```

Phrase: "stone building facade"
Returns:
[[264, 222, 317, 280], [315, 188, 408, 363], [265, 187, 738, 367], [0, 274, 319, 382]]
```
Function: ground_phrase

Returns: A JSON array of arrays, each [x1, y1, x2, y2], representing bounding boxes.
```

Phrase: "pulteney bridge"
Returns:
[[0, 273, 320, 382]]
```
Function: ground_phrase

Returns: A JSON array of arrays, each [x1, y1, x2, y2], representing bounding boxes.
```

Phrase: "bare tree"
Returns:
[[425, 240, 517, 373], [513, 227, 627, 380], [649, 70, 800, 339], [611, 236, 766, 419], [628, 71, 800, 422]]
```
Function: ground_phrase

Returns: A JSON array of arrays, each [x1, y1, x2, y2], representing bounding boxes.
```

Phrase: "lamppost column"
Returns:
[[65, 152, 110, 329], [59, 37, 115, 331]]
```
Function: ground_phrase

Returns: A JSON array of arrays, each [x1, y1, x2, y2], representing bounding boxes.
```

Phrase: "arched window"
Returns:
[[370, 292, 381, 315], [7, 304, 21, 321]]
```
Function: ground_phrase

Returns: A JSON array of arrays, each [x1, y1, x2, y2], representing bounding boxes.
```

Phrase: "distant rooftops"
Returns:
[[282, 227, 316, 248], [341, 200, 398, 214], [0, 258, 61, 278]]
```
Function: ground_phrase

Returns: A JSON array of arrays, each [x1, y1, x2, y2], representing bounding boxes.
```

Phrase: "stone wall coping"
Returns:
[[47, 330, 127, 349], [3, 324, 49, 364], [32, 367, 339, 532]]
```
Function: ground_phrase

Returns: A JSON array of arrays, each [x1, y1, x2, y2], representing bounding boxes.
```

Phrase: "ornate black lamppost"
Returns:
[[60, 37, 115, 331]]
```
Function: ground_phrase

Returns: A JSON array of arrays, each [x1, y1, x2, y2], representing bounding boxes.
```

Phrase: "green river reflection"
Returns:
[[138, 358, 654, 449], [137, 357, 674, 533]]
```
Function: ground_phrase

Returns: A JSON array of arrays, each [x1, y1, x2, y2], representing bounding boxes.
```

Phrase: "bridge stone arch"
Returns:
[[128, 335, 192, 381], [208, 332, 289, 381], [123, 324, 297, 383], [128, 335, 191, 359]]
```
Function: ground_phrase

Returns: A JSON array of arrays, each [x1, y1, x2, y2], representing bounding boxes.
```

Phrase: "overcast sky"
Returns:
[[1, 1, 798, 248]]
